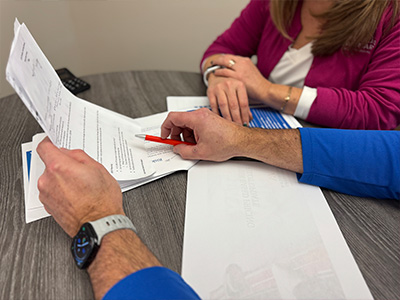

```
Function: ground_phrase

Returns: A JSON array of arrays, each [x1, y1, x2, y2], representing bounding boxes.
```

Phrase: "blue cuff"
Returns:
[[297, 127, 400, 200], [103, 266, 200, 300]]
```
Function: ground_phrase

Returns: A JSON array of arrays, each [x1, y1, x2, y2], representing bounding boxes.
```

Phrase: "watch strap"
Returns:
[[89, 214, 136, 244]]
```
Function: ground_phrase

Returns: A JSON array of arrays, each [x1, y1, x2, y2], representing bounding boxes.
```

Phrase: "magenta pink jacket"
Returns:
[[201, 0, 400, 129]]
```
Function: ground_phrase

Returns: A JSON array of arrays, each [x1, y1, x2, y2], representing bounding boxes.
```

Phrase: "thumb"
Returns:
[[173, 144, 200, 160]]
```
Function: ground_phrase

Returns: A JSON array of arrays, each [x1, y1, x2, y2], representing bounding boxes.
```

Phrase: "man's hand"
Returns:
[[161, 108, 249, 161], [37, 137, 162, 300], [161, 109, 304, 173], [37, 137, 124, 237]]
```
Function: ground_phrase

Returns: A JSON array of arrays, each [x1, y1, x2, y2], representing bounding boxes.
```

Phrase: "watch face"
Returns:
[[71, 224, 98, 269]]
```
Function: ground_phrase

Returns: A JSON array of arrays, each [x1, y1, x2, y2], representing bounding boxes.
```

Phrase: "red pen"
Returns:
[[135, 134, 195, 146]]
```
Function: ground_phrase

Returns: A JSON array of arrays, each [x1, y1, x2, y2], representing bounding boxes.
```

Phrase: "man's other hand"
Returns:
[[37, 137, 124, 237]]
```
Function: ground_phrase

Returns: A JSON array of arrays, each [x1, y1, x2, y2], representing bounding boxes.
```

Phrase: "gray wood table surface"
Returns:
[[0, 71, 399, 300]]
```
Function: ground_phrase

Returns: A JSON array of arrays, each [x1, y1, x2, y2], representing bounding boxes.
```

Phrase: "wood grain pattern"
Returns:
[[0, 71, 398, 299]]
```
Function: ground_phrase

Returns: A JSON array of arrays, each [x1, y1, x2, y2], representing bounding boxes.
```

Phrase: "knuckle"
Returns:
[[239, 102, 248, 109], [208, 86, 219, 94], [199, 107, 209, 112], [37, 176, 46, 192], [198, 107, 209, 116], [36, 142, 44, 154], [47, 161, 62, 174], [167, 111, 176, 119], [229, 102, 239, 110], [224, 81, 234, 89], [236, 81, 245, 89], [197, 108, 211, 120], [219, 102, 228, 110], [71, 149, 85, 156]]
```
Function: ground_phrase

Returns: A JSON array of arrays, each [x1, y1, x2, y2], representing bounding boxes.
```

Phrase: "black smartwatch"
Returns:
[[71, 214, 136, 269]]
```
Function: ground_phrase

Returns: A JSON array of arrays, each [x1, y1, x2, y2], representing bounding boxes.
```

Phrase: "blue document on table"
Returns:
[[249, 107, 291, 129], [166, 96, 301, 129]]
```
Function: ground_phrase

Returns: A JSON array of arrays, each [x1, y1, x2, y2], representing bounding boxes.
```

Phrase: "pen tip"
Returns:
[[135, 134, 146, 139]]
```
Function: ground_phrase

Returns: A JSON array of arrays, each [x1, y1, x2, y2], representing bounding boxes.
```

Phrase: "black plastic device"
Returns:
[[56, 68, 90, 95]]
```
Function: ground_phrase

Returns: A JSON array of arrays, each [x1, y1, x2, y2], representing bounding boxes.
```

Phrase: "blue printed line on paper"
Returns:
[[249, 107, 290, 129]]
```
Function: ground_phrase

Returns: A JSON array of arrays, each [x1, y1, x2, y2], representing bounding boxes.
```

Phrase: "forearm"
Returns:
[[306, 87, 400, 129], [238, 128, 303, 173], [87, 229, 161, 300]]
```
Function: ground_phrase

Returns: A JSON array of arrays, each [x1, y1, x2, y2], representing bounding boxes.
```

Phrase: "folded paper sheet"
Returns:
[[182, 161, 373, 299], [20, 111, 197, 223], [6, 19, 154, 181], [9, 19, 197, 222]]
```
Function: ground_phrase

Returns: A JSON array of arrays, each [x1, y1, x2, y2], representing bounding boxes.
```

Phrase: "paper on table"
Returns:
[[182, 161, 372, 300], [6, 19, 153, 181], [9, 19, 198, 222], [166, 96, 302, 129], [21, 111, 197, 222], [27, 133, 47, 211], [21, 133, 50, 223], [120, 111, 197, 191]]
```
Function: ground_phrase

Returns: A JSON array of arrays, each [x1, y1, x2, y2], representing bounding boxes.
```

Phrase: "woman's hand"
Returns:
[[205, 54, 272, 125], [212, 54, 271, 101], [207, 74, 252, 126]]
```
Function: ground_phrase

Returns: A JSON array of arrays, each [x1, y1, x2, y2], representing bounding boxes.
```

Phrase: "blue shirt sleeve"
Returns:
[[103, 266, 200, 300], [297, 128, 400, 200]]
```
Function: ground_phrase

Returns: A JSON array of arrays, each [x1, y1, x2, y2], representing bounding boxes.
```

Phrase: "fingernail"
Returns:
[[243, 123, 248, 127]]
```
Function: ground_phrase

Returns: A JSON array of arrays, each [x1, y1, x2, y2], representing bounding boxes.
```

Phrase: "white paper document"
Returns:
[[22, 140, 50, 223], [167, 96, 302, 129], [182, 161, 372, 299], [21, 111, 197, 223], [22, 133, 50, 223], [9, 19, 197, 223], [7, 20, 154, 182], [120, 111, 197, 191]]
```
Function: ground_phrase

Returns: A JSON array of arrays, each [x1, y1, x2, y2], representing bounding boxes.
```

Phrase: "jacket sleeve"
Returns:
[[200, 0, 268, 69], [103, 267, 200, 300], [297, 128, 400, 200], [306, 14, 400, 130]]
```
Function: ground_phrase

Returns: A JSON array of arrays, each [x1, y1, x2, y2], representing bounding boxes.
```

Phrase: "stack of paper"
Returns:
[[20, 111, 196, 223], [7, 20, 196, 223]]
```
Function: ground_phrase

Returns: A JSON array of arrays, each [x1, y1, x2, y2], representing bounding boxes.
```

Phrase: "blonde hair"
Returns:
[[270, 0, 400, 56]]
